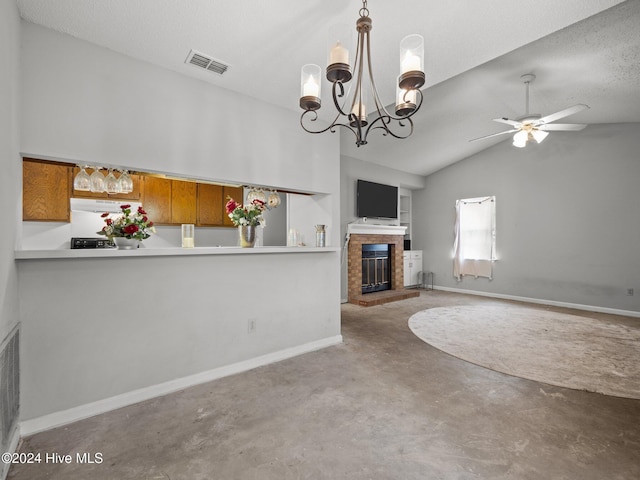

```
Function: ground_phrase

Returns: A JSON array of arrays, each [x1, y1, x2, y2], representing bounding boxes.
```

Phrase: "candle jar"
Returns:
[[288, 228, 299, 247], [300, 64, 322, 111], [181, 224, 195, 248]]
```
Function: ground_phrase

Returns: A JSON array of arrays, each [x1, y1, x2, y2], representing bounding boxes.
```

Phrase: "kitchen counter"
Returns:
[[15, 245, 340, 260]]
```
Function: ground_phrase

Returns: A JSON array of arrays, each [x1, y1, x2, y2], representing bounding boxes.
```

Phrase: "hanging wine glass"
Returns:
[[249, 188, 266, 204], [90, 167, 105, 192], [268, 190, 281, 208], [73, 165, 91, 191], [117, 170, 133, 193], [105, 169, 120, 194], [246, 187, 259, 203]]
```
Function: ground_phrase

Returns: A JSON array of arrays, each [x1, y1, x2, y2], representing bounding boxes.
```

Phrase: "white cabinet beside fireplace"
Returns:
[[403, 250, 423, 287]]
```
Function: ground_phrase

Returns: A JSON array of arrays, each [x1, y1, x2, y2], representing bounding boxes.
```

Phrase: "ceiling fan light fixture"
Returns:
[[532, 129, 549, 144], [513, 130, 528, 148], [471, 73, 589, 147]]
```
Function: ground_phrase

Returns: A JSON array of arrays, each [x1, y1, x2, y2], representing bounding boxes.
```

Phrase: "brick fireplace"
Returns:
[[347, 224, 420, 306]]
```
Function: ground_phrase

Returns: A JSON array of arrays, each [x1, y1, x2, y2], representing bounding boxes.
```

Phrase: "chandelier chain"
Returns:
[[359, 0, 369, 18]]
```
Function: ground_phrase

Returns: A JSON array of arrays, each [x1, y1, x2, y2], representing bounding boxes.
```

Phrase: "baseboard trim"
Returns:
[[20, 335, 343, 437], [434, 286, 640, 318], [1, 426, 21, 480]]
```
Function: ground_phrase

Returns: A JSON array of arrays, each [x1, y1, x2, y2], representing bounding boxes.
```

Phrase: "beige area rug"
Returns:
[[408, 305, 640, 399]]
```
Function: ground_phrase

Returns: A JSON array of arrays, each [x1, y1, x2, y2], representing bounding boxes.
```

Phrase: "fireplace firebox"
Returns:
[[361, 244, 391, 294]]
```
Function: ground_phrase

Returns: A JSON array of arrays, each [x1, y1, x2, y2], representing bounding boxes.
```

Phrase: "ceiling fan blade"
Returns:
[[469, 129, 519, 142], [537, 123, 587, 131], [492, 117, 521, 127], [537, 104, 589, 124]]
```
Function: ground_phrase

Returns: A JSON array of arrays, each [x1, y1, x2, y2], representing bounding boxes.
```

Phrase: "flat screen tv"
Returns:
[[356, 179, 398, 219]]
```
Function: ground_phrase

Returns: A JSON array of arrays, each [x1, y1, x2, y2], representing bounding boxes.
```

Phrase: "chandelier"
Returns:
[[299, 0, 425, 147]]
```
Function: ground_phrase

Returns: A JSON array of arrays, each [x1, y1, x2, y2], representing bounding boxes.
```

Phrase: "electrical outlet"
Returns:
[[627, 288, 634, 296], [248, 318, 257, 333]]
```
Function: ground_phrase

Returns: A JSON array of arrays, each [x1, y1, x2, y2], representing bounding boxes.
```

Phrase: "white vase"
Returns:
[[113, 237, 140, 250]]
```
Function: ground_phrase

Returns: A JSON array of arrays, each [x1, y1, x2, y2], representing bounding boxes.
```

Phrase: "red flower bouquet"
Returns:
[[97, 204, 156, 240], [225, 197, 267, 227]]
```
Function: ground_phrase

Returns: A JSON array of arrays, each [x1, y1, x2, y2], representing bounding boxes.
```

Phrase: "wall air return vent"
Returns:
[[185, 49, 229, 75], [0, 327, 19, 445]]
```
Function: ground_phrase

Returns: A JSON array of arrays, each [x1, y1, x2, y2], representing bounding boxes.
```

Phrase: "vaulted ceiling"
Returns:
[[16, 0, 640, 176]]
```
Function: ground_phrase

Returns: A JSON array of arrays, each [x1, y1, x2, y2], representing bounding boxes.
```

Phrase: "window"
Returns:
[[453, 196, 496, 280]]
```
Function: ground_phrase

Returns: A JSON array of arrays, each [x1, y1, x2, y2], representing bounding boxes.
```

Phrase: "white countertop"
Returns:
[[15, 246, 340, 260]]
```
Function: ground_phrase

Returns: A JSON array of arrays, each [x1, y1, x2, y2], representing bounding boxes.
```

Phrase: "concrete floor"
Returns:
[[9, 291, 640, 479]]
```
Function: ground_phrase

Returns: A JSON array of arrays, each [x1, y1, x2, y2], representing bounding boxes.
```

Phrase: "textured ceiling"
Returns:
[[16, 0, 639, 176], [341, 0, 640, 175]]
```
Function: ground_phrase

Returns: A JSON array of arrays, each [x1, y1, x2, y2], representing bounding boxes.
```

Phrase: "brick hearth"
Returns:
[[347, 233, 419, 306]]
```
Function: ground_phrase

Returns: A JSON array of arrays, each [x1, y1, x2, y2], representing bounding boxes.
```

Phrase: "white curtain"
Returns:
[[454, 196, 496, 280]]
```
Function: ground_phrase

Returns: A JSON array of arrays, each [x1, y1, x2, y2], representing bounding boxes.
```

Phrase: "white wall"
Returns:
[[412, 123, 640, 313], [262, 195, 287, 246], [0, 0, 21, 340], [17, 22, 342, 429], [0, 0, 22, 469], [20, 22, 340, 245], [288, 193, 333, 248], [339, 155, 425, 301], [18, 251, 341, 426]]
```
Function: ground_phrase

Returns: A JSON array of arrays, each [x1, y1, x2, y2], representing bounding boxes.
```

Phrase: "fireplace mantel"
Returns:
[[347, 224, 407, 236]]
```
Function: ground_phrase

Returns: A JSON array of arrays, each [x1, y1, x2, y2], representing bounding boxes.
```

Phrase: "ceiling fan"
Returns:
[[470, 74, 589, 148]]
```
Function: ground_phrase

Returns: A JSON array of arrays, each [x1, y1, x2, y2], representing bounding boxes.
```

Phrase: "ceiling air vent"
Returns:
[[185, 49, 229, 75]]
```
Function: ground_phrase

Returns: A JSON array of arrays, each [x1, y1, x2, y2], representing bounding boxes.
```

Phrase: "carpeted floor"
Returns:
[[409, 304, 640, 399], [8, 291, 640, 480]]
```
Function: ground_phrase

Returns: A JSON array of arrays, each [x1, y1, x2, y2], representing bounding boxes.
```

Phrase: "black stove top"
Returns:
[[70, 237, 116, 249]]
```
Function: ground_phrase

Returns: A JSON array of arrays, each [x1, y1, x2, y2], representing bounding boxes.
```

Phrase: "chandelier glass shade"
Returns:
[[299, 0, 425, 147]]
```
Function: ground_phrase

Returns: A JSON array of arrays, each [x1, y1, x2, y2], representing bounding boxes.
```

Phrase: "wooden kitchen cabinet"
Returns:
[[24, 157, 246, 228], [222, 186, 244, 227], [23, 158, 72, 222], [142, 177, 198, 226], [197, 184, 245, 227], [197, 183, 224, 226], [171, 180, 197, 224], [71, 167, 141, 200], [142, 176, 172, 225]]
